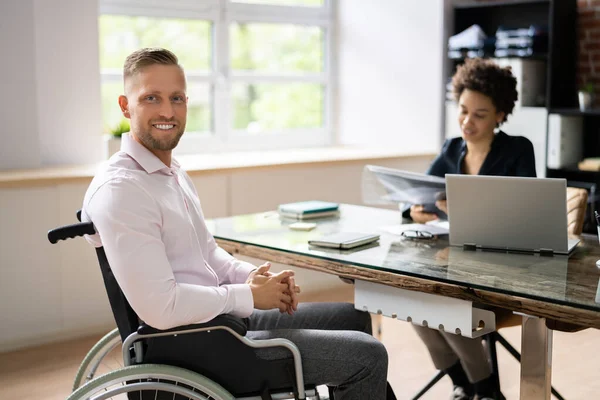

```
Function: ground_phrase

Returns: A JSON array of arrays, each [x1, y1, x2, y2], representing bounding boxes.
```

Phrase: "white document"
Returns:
[[448, 24, 486, 50], [426, 219, 449, 230], [362, 165, 446, 206]]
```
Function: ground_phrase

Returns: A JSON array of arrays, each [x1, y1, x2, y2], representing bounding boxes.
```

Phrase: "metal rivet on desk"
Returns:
[[438, 324, 444, 331], [376, 309, 383, 315], [363, 306, 369, 312], [422, 320, 428, 327], [391, 313, 397, 319], [455, 328, 462, 335], [406, 316, 412, 323]]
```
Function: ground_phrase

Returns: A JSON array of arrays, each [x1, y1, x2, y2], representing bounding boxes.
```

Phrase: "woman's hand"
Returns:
[[435, 200, 448, 214], [410, 205, 439, 223]]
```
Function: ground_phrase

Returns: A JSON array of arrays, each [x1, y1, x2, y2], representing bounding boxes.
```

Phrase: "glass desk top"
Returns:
[[210, 204, 600, 318]]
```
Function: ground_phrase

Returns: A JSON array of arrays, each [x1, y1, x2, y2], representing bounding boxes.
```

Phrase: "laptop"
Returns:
[[445, 174, 580, 256]]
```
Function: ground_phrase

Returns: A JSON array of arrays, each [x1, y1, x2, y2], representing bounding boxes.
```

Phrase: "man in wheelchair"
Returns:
[[80, 47, 396, 399]]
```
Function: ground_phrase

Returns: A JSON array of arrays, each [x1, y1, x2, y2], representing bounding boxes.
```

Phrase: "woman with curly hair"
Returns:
[[410, 58, 536, 400]]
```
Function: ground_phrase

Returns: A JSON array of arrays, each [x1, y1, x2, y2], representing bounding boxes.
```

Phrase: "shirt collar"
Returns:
[[121, 133, 178, 174]]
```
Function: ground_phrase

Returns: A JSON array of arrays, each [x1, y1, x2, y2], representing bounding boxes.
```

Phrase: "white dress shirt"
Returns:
[[82, 133, 256, 330]]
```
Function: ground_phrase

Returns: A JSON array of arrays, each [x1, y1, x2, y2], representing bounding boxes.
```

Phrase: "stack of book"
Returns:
[[277, 200, 340, 220]]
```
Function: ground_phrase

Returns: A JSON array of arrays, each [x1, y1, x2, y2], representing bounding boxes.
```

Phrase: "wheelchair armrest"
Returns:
[[138, 314, 247, 336]]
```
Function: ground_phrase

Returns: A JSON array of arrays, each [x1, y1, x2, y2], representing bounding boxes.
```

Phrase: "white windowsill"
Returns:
[[0, 146, 435, 188]]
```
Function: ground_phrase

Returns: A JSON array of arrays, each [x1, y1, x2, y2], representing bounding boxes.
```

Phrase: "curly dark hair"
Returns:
[[452, 58, 518, 124]]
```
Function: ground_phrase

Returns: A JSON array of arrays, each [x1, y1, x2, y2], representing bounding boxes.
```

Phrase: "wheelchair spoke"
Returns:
[[87, 343, 125, 384], [70, 365, 233, 400]]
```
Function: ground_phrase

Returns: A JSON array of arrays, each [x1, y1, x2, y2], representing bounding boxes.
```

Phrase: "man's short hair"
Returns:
[[123, 47, 180, 79]]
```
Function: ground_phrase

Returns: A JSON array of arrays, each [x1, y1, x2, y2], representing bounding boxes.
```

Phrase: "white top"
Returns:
[[82, 134, 256, 330]]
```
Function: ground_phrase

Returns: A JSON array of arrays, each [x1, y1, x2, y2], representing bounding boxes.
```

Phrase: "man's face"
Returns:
[[120, 64, 187, 152]]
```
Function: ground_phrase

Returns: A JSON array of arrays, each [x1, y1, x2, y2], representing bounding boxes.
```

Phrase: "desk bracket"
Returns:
[[354, 280, 496, 338]]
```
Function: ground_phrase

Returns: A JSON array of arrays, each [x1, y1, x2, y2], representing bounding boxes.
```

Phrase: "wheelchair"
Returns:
[[48, 212, 323, 400]]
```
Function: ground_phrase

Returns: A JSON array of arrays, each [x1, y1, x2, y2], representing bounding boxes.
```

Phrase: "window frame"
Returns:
[[99, 0, 335, 154]]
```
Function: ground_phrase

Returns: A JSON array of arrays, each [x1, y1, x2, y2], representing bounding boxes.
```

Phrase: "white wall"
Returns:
[[336, 0, 445, 155], [0, 0, 103, 170], [34, 0, 104, 166], [0, 1, 41, 169]]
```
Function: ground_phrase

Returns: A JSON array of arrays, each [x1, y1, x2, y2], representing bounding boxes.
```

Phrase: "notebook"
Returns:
[[308, 232, 380, 250], [278, 201, 340, 220]]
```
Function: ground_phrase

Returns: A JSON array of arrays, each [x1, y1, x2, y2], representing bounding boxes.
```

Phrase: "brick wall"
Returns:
[[579, 0, 600, 100]]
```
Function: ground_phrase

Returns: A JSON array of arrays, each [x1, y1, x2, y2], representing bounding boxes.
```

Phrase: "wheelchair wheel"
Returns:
[[68, 363, 234, 400], [73, 328, 122, 390]]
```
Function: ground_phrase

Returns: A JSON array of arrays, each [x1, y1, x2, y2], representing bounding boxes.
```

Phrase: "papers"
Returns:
[[448, 24, 487, 50], [426, 219, 449, 230], [381, 223, 449, 237], [362, 165, 446, 206]]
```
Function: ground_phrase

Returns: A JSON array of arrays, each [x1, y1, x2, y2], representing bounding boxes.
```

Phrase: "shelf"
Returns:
[[448, 54, 548, 62], [454, 0, 550, 9], [547, 167, 600, 179], [549, 108, 600, 117]]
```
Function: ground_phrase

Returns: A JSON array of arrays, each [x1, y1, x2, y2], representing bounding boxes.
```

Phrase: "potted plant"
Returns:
[[578, 82, 594, 111], [104, 119, 130, 159]]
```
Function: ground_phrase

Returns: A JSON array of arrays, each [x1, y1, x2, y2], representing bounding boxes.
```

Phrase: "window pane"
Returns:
[[232, 83, 323, 131], [231, 23, 323, 73], [101, 81, 126, 133], [99, 15, 211, 71], [100, 82, 212, 134], [186, 83, 213, 134], [234, 0, 324, 6]]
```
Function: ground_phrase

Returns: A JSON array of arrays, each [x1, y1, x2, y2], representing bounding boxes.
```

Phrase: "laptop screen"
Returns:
[[446, 175, 571, 254]]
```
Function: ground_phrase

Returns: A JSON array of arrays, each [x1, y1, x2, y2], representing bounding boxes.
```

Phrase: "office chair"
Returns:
[[566, 187, 588, 236], [48, 212, 320, 400], [412, 187, 589, 400]]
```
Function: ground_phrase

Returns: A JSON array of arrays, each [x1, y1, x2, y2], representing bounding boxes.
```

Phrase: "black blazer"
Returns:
[[403, 131, 537, 218], [427, 130, 537, 178]]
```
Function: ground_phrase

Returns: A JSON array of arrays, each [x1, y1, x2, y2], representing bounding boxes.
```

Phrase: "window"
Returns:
[[99, 0, 333, 153]]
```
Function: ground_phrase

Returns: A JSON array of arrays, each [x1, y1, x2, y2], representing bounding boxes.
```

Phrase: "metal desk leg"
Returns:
[[520, 315, 553, 400]]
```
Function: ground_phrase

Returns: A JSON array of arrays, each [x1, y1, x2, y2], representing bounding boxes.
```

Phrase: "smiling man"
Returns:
[[118, 50, 187, 165], [82, 48, 396, 399]]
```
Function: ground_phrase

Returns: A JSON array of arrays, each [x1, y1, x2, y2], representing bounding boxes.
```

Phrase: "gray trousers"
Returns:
[[246, 302, 389, 400], [413, 324, 491, 383]]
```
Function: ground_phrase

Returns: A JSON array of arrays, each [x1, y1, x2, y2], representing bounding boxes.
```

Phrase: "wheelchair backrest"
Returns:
[[48, 210, 142, 342], [94, 246, 141, 342]]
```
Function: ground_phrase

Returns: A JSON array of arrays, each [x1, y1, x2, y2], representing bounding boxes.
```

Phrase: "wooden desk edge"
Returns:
[[217, 239, 600, 330]]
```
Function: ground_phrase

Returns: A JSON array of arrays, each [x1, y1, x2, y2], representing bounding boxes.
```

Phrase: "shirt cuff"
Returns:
[[234, 260, 258, 284], [227, 283, 254, 318]]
